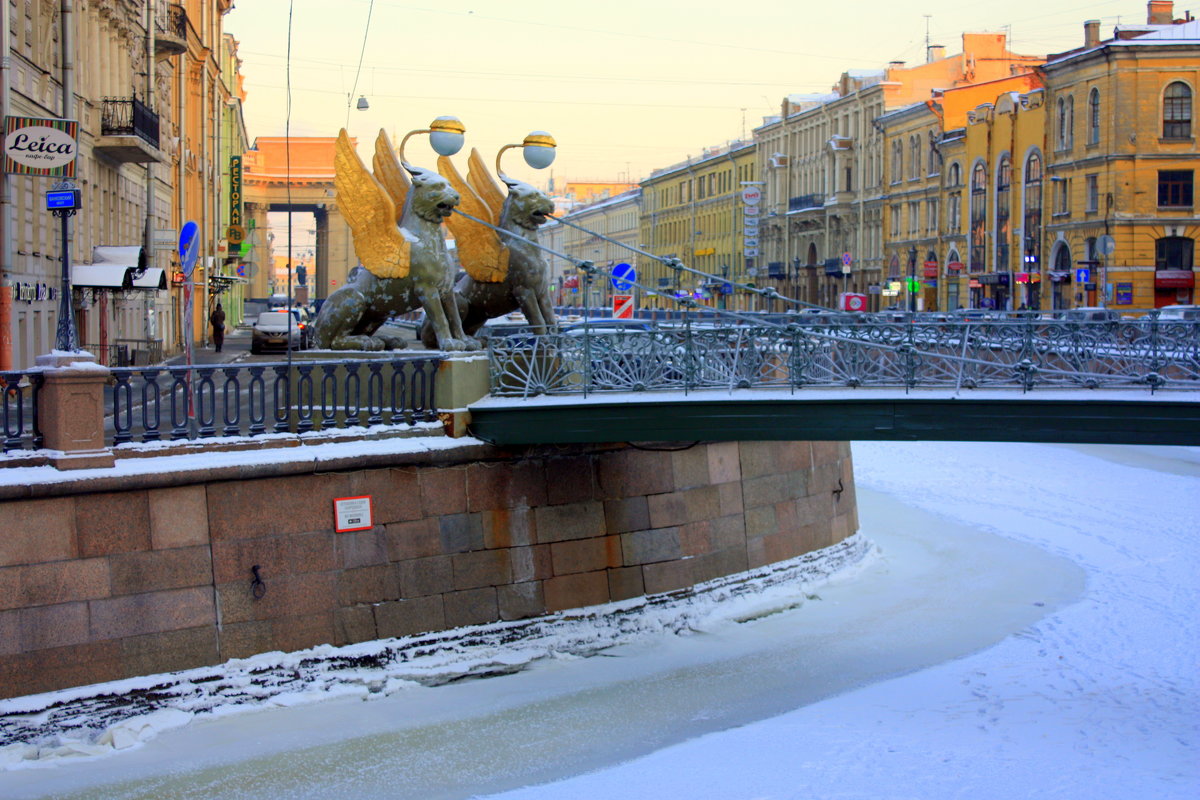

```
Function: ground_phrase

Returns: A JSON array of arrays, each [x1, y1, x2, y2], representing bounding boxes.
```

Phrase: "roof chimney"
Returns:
[[927, 44, 946, 63], [1084, 19, 1101, 47], [1148, 1, 1174, 24]]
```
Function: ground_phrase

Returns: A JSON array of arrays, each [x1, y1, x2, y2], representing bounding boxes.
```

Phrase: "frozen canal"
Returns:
[[5, 441, 1197, 799]]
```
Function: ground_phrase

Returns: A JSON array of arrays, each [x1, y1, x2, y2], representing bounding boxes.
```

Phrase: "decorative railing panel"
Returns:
[[0, 357, 440, 453], [488, 319, 1200, 396]]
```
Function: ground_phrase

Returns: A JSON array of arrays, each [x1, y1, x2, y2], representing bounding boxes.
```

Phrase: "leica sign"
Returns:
[[3, 116, 78, 177]]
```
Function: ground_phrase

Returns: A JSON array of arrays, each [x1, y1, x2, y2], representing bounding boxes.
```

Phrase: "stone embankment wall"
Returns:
[[0, 440, 857, 699]]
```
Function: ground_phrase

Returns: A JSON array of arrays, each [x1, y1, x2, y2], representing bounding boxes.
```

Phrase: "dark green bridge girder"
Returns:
[[467, 395, 1200, 447]]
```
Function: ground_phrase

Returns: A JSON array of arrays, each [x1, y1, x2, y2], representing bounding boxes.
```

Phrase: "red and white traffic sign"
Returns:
[[613, 294, 635, 319], [841, 292, 867, 312]]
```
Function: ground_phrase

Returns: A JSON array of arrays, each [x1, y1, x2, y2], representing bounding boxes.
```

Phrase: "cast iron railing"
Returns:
[[108, 357, 440, 444], [156, 2, 187, 40], [100, 97, 160, 148], [489, 318, 1200, 396], [0, 356, 440, 453], [0, 372, 43, 452]]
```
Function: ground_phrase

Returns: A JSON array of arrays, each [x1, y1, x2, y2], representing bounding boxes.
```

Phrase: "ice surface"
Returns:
[[3, 441, 1196, 800]]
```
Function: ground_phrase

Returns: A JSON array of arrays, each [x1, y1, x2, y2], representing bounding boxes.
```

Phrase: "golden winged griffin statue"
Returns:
[[310, 127, 556, 352]]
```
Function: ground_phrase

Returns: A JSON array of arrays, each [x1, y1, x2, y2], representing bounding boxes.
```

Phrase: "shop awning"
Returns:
[[71, 245, 166, 291]]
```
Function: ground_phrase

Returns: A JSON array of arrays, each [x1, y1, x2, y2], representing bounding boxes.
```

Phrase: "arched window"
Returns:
[[1088, 89, 1101, 145], [891, 140, 903, 184], [1024, 152, 1043, 267], [970, 162, 988, 271], [1054, 244, 1071, 271], [1163, 82, 1193, 139], [909, 136, 921, 180], [996, 156, 1012, 270], [946, 162, 963, 235]]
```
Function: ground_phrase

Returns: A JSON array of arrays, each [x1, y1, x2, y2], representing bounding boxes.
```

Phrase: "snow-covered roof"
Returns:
[[1118, 18, 1200, 41]]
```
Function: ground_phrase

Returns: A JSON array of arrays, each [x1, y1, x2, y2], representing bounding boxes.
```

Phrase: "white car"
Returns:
[[1153, 304, 1200, 321], [251, 310, 303, 354]]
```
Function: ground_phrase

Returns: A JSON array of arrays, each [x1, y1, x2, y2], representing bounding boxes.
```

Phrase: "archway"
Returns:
[[243, 137, 355, 305]]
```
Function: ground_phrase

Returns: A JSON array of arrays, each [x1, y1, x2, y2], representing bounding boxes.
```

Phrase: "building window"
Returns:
[[1086, 174, 1099, 212], [909, 136, 920, 180], [927, 131, 939, 176], [1163, 82, 1193, 139], [1156, 236, 1194, 269], [908, 201, 920, 236], [1057, 95, 1074, 151], [970, 162, 987, 271], [996, 156, 1011, 270], [947, 162, 962, 235], [1088, 88, 1100, 145], [890, 204, 901, 235], [1024, 152, 1042, 267], [1053, 177, 1070, 216], [1158, 170, 1194, 207], [926, 198, 939, 234], [891, 140, 902, 184]]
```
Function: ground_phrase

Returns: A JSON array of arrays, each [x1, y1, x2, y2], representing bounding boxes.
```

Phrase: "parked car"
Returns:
[[1064, 307, 1120, 323], [251, 310, 304, 354], [1152, 304, 1200, 321]]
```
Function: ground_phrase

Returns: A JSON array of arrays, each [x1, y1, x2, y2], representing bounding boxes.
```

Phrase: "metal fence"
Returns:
[[489, 318, 1200, 396], [0, 356, 441, 453]]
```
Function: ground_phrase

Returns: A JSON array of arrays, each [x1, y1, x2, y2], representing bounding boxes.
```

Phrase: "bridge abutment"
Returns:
[[0, 438, 857, 699]]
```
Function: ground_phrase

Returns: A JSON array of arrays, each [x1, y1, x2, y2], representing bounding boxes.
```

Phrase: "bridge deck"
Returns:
[[468, 389, 1200, 446]]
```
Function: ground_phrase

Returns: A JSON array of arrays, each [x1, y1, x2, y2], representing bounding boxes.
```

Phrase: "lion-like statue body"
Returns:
[[421, 179, 555, 347], [312, 167, 477, 352]]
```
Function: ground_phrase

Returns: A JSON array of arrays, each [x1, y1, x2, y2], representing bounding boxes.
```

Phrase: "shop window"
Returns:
[[1156, 236, 1194, 269]]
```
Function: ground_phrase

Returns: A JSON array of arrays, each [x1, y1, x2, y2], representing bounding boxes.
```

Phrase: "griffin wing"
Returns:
[[438, 154, 507, 283], [334, 128, 410, 279], [372, 129, 410, 225], [467, 148, 506, 224]]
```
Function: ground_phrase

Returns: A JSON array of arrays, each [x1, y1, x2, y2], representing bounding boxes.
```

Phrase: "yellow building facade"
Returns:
[[1039, 10, 1199, 312], [638, 142, 757, 310], [557, 189, 641, 310]]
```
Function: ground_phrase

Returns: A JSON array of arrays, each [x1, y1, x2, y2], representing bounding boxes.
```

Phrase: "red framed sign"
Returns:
[[333, 495, 373, 532]]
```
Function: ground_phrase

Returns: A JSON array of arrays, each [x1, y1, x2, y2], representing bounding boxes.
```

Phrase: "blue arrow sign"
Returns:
[[1075, 268, 1090, 283], [179, 220, 200, 277], [611, 262, 636, 291]]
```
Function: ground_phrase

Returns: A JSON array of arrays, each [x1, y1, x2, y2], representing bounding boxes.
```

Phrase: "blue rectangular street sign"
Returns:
[[46, 189, 80, 210], [1076, 268, 1090, 283]]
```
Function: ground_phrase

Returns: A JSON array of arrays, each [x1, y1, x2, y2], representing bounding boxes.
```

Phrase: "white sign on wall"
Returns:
[[333, 495, 374, 533]]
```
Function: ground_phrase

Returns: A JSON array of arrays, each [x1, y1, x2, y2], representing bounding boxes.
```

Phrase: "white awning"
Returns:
[[71, 245, 166, 291]]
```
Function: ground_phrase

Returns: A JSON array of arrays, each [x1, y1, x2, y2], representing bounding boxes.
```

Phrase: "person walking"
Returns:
[[210, 302, 226, 352]]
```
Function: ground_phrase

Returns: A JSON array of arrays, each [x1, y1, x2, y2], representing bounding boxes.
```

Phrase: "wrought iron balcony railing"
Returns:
[[100, 97, 160, 149]]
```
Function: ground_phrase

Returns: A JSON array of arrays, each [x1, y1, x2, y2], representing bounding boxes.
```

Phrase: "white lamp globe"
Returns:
[[429, 116, 466, 157], [522, 131, 557, 169]]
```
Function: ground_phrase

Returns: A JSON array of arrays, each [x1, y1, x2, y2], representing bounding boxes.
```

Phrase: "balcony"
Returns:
[[95, 97, 163, 164], [155, 3, 187, 58]]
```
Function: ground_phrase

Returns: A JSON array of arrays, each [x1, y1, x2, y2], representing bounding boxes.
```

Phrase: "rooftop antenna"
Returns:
[[741, 107, 747, 139], [924, 14, 932, 61]]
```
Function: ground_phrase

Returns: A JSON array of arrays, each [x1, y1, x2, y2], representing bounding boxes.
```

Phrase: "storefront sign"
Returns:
[[12, 281, 56, 303], [229, 155, 243, 229], [1154, 269, 1194, 289], [3, 116, 78, 177], [1115, 282, 1134, 304]]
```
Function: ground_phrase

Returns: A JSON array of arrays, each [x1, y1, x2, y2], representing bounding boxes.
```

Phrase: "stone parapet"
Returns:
[[0, 439, 857, 699]]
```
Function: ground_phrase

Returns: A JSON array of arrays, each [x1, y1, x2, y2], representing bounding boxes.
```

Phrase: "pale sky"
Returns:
[[225, 0, 1154, 189]]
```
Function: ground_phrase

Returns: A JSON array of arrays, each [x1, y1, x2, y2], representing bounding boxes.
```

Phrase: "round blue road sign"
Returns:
[[611, 262, 636, 291], [179, 220, 200, 277]]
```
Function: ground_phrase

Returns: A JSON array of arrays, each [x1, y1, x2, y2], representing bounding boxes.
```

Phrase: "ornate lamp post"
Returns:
[[47, 180, 82, 352]]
